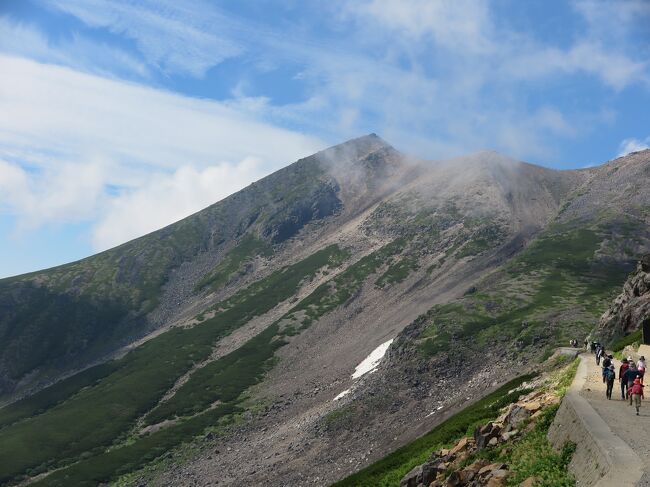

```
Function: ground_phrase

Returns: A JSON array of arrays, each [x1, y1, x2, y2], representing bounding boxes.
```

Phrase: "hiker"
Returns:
[[602, 354, 612, 382], [584, 338, 589, 351], [605, 365, 616, 400], [620, 359, 630, 399], [629, 377, 644, 415], [596, 345, 603, 366], [638, 356, 646, 384], [591, 341, 597, 354], [624, 361, 638, 399]]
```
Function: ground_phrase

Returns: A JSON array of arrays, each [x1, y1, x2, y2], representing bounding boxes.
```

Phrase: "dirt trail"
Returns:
[[580, 350, 650, 484]]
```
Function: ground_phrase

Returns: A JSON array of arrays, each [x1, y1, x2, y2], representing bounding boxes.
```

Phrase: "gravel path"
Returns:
[[580, 352, 650, 481]]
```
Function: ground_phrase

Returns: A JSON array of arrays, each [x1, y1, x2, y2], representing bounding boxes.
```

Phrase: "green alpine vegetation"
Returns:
[[0, 245, 347, 485], [287, 238, 407, 329], [0, 146, 344, 399], [194, 235, 272, 293], [418, 222, 639, 359]]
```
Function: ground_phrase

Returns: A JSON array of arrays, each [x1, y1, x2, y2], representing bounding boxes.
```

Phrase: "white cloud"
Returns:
[[574, 0, 650, 43], [43, 0, 243, 77], [0, 17, 149, 79], [617, 137, 650, 157], [507, 41, 648, 91], [346, 0, 494, 53], [0, 55, 323, 249], [92, 159, 264, 250], [26, 0, 649, 161], [0, 159, 106, 230]]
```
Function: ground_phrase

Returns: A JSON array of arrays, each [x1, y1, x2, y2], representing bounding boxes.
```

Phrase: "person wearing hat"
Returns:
[[629, 377, 644, 415], [619, 358, 630, 400]]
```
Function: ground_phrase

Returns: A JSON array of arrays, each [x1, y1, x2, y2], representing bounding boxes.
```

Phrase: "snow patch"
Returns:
[[352, 339, 394, 379], [333, 389, 351, 401], [425, 405, 444, 417]]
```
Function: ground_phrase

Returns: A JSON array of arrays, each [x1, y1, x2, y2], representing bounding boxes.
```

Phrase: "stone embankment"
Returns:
[[400, 388, 559, 487]]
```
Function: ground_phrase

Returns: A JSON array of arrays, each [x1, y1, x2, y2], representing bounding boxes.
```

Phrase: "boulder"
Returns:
[[500, 429, 519, 442], [478, 463, 508, 477], [450, 450, 470, 468], [458, 468, 476, 483], [465, 458, 490, 473], [486, 469, 512, 486], [449, 436, 473, 455], [505, 405, 530, 428], [444, 471, 461, 486], [474, 422, 502, 450], [522, 401, 542, 414], [400, 464, 422, 487], [421, 462, 439, 485]]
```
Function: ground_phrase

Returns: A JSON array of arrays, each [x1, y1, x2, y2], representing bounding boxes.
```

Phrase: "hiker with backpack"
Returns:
[[604, 365, 616, 400], [629, 377, 644, 415], [602, 354, 613, 382], [620, 359, 630, 400]]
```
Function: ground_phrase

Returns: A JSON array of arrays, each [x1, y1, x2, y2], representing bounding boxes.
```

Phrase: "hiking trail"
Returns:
[[552, 345, 650, 486]]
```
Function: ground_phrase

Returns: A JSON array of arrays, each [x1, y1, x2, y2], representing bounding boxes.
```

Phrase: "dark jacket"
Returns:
[[619, 364, 629, 381], [624, 367, 639, 384]]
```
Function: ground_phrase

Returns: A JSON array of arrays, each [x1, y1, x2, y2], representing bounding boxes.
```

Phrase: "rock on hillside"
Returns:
[[598, 254, 650, 340]]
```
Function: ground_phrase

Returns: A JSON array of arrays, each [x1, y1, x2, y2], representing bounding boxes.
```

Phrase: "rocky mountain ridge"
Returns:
[[1, 138, 649, 486]]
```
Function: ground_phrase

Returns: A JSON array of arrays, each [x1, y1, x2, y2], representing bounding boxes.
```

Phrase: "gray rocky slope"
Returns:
[[2, 136, 650, 486]]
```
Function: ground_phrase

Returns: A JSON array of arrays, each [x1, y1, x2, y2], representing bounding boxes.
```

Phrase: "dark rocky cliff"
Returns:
[[598, 254, 650, 340]]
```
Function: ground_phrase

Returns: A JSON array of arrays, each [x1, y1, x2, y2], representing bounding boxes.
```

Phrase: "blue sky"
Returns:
[[0, 0, 649, 278]]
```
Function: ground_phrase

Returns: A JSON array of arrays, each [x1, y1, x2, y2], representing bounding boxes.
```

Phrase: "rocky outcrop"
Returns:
[[598, 254, 650, 340], [400, 389, 558, 487]]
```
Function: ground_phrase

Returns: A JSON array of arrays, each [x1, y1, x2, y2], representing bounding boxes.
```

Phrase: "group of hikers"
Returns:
[[587, 340, 645, 415]]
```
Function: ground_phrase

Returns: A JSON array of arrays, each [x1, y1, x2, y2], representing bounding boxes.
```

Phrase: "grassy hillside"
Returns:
[[0, 150, 343, 398], [0, 245, 347, 485], [417, 219, 646, 360]]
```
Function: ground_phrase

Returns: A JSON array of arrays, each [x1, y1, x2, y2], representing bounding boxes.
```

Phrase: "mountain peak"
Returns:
[[310, 133, 397, 171], [328, 133, 393, 153]]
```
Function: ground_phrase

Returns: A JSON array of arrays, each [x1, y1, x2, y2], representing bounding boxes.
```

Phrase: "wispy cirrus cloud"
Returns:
[[0, 17, 149, 79], [0, 55, 323, 249], [43, 0, 243, 77]]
